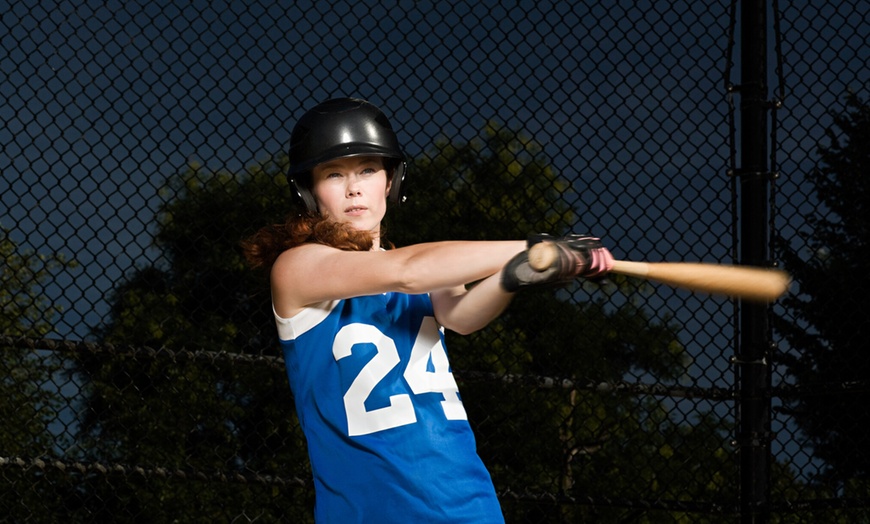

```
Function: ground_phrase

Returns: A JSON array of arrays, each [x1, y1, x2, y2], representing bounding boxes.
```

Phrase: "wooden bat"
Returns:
[[528, 242, 790, 302]]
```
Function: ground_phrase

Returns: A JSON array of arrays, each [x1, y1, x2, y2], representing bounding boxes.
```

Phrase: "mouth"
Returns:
[[345, 205, 368, 215]]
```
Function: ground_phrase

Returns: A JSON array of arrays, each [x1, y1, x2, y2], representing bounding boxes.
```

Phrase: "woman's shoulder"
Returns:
[[272, 242, 333, 271]]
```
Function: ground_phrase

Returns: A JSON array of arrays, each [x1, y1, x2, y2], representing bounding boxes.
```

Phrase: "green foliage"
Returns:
[[388, 121, 575, 243], [388, 124, 735, 521], [0, 224, 75, 336], [774, 93, 870, 483], [0, 224, 79, 520], [0, 225, 76, 452], [74, 157, 312, 520], [68, 123, 743, 521]]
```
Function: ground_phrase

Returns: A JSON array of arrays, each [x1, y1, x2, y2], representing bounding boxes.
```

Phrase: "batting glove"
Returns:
[[500, 233, 614, 292]]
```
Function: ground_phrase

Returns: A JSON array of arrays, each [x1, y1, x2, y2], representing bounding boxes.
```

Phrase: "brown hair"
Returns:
[[241, 212, 377, 271]]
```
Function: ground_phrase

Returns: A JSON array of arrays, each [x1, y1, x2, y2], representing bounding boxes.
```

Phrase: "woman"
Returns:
[[242, 97, 612, 523]]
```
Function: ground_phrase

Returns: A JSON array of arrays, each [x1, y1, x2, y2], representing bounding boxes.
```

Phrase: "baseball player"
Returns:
[[241, 97, 613, 523]]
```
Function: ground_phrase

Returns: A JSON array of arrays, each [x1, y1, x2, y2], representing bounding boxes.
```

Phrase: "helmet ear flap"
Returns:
[[388, 160, 407, 204], [289, 172, 318, 213]]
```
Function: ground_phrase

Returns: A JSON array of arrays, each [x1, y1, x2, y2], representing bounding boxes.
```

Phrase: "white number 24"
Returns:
[[332, 317, 467, 436]]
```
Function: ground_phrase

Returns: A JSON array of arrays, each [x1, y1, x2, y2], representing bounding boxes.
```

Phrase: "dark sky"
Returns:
[[1, 0, 730, 334]]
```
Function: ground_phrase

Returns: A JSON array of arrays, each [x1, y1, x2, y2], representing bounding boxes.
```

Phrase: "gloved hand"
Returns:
[[500, 234, 614, 292]]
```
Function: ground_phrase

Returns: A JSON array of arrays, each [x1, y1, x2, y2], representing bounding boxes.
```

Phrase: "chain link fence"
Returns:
[[2, 0, 868, 522]]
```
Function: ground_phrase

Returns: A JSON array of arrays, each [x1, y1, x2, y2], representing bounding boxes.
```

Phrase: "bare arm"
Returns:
[[430, 272, 513, 335], [271, 240, 524, 318]]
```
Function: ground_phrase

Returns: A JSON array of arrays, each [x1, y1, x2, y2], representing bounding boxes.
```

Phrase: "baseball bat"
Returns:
[[528, 242, 790, 302]]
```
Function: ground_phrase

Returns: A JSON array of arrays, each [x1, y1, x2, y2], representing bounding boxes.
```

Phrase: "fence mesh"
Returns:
[[2, 0, 868, 522]]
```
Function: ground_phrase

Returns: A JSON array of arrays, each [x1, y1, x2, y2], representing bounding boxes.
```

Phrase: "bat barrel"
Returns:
[[611, 260, 790, 302]]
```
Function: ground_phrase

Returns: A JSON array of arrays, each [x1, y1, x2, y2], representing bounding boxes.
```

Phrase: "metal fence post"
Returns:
[[739, 0, 772, 521]]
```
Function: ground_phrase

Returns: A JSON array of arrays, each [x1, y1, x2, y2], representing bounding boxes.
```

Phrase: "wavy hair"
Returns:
[[241, 212, 381, 271]]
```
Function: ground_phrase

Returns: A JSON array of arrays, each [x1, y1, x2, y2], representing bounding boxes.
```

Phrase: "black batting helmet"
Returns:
[[288, 97, 407, 212]]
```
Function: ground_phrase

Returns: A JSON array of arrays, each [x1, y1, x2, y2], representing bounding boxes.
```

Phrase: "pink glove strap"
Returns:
[[582, 247, 615, 277]]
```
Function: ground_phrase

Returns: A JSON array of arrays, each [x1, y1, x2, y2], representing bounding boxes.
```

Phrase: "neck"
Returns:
[[370, 228, 381, 250]]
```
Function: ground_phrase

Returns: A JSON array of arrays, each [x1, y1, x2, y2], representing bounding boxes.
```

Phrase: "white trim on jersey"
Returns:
[[273, 300, 339, 341]]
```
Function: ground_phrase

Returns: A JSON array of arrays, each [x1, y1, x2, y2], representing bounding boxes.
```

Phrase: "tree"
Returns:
[[70, 123, 740, 522], [0, 224, 78, 520], [71, 158, 314, 523], [392, 124, 734, 522], [775, 93, 870, 488]]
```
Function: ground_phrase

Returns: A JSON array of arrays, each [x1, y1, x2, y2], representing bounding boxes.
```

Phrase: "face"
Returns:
[[311, 155, 392, 241]]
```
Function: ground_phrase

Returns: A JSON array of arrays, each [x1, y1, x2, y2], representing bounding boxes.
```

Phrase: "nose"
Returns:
[[346, 176, 361, 197]]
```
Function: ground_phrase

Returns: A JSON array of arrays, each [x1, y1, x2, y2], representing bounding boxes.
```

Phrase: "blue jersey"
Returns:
[[275, 292, 504, 523]]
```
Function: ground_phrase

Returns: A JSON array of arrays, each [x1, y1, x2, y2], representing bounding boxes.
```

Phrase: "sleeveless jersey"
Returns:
[[275, 292, 504, 523]]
